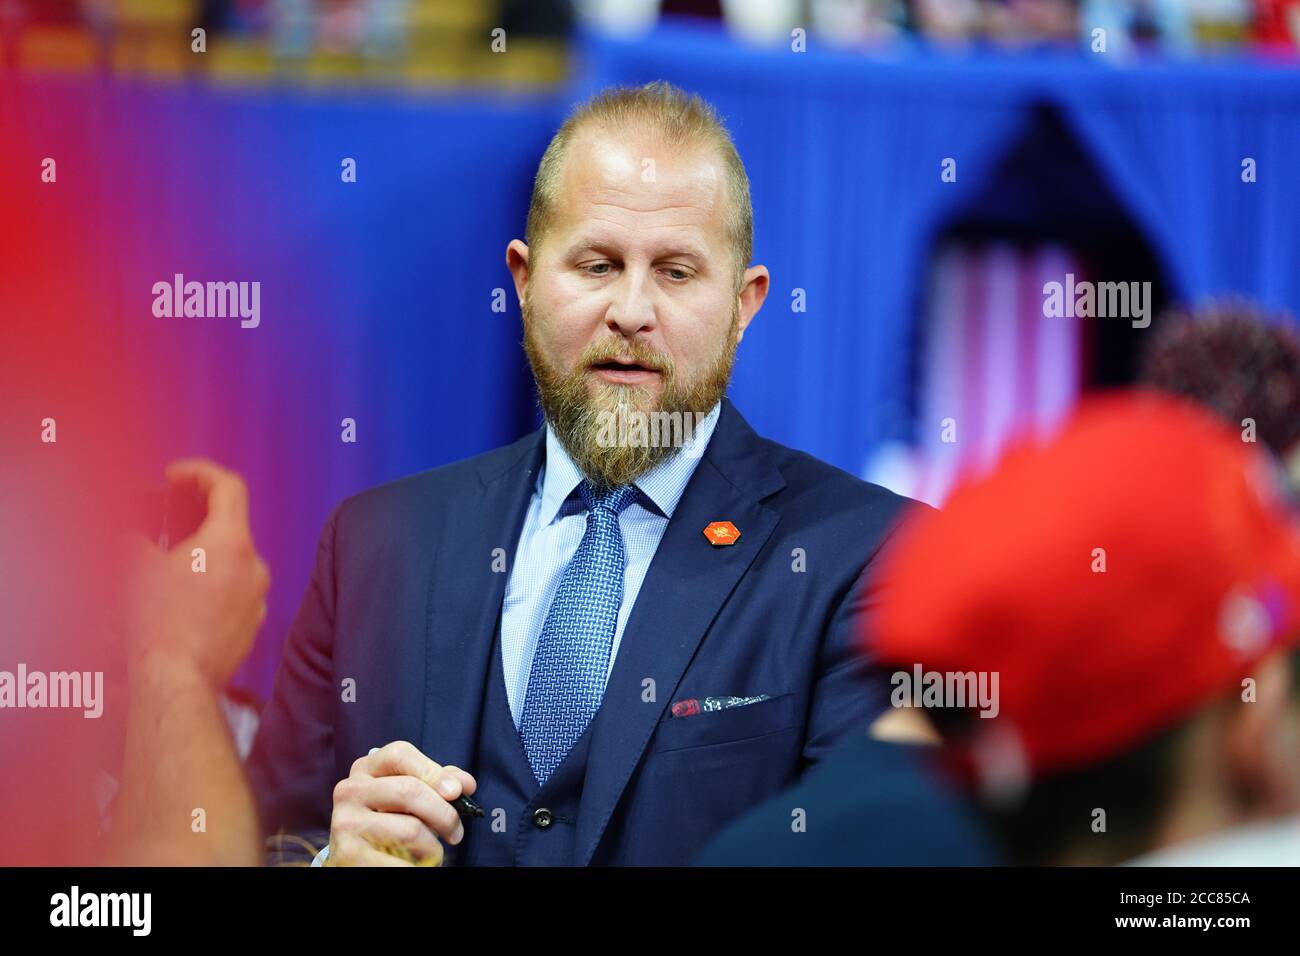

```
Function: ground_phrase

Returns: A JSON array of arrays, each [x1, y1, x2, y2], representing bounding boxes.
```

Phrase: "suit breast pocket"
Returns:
[[651, 693, 799, 754]]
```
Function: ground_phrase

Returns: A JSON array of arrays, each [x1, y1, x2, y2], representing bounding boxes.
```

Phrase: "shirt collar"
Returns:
[[538, 401, 722, 525]]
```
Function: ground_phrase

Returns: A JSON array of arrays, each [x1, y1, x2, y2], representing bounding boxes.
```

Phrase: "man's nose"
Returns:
[[604, 267, 657, 337]]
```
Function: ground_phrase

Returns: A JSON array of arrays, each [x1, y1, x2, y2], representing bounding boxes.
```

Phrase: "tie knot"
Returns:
[[579, 481, 637, 516]]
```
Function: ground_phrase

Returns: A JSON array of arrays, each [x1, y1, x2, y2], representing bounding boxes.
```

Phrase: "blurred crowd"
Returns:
[[2, 1, 1296, 86], [0, 1, 573, 85], [710, 0, 1300, 53]]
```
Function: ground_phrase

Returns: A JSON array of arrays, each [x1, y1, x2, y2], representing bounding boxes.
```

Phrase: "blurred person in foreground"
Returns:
[[248, 81, 927, 868], [698, 393, 1300, 865], [108, 459, 270, 866]]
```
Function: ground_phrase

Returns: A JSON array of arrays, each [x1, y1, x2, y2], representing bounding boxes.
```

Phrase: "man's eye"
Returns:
[[663, 268, 690, 282], [585, 263, 613, 276]]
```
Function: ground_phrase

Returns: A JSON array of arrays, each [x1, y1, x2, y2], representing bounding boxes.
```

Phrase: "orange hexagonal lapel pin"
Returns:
[[703, 520, 741, 546]]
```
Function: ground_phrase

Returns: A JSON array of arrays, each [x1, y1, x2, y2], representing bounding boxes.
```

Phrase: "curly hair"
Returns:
[[1140, 298, 1300, 457]]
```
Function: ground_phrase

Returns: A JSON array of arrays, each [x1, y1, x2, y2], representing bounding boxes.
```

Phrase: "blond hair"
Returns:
[[525, 81, 754, 291]]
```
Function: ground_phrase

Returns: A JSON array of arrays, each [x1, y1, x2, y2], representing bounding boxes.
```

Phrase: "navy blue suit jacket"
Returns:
[[247, 398, 916, 865]]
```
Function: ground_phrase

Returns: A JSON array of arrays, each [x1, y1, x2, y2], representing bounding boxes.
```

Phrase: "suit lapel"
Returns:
[[574, 399, 786, 864], [421, 429, 543, 777]]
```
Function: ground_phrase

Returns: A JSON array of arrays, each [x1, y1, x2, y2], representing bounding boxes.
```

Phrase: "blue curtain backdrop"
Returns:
[[27, 22, 1298, 696], [579, 23, 1300, 476]]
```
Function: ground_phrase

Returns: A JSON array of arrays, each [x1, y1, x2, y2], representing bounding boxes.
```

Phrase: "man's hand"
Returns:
[[328, 741, 478, 866], [121, 458, 270, 688], [109, 458, 268, 865]]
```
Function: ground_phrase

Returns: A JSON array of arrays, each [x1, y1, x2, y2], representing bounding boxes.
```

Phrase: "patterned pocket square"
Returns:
[[669, 694, 771, 718]]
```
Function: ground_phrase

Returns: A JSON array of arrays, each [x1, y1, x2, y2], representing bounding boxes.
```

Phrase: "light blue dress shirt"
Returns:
[[311, 401, 721, 865], [501, 400, 720, 726]]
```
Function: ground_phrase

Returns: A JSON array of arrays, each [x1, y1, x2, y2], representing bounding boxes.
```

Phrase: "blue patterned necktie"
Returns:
[[519, 480, 638, 785]]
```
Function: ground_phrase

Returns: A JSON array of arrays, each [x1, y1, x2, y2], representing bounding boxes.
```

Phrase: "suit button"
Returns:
[[532, 808, 554, 829]]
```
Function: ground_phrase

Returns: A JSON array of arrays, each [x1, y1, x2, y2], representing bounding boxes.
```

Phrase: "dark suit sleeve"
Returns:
[[246, 504, 343, 846], [799, 559, 892, 769], [799, 495, 926, 771]]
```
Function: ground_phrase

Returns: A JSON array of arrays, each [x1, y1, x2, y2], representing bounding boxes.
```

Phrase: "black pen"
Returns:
[[452, 795, 484, 819]]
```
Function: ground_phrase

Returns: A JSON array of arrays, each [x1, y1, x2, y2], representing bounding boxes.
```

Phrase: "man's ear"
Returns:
[[506, 240, 530, 308], [1223, 654, 1296, 815], [735, 264, 769, 345]]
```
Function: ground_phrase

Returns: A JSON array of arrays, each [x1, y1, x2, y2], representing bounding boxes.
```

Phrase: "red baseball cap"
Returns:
[[871, 391, 1300, 786]]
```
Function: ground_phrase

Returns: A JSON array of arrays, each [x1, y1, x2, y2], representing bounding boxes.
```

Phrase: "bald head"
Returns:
[[525, 81, 754, 291]]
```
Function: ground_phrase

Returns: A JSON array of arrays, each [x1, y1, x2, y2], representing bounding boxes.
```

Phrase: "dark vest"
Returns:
[[454, 618, 594, 866]]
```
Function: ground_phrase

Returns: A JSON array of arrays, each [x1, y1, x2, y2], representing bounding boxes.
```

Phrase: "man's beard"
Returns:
[[522, 296, 739, 490]]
